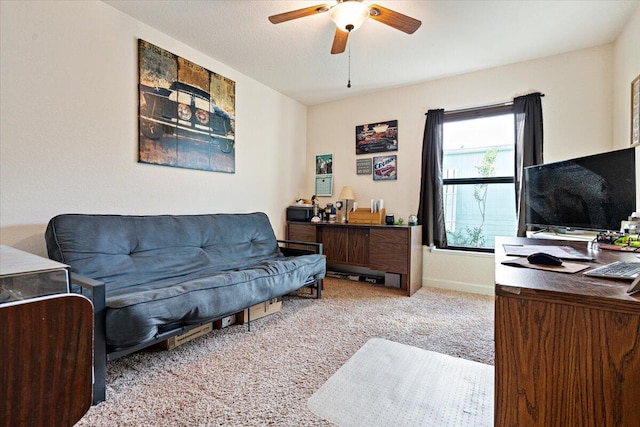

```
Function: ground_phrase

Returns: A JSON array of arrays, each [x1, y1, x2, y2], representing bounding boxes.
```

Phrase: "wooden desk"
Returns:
[[288, 222, 422, 296], [494, 237, 640, 426], [1, 294, 93, 426]]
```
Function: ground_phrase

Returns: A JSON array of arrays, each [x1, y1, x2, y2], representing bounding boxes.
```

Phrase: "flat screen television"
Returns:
[[524, 147, 636, 232]]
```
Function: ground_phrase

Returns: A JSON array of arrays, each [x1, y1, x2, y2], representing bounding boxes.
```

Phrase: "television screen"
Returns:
[[524, 147, 636, 232]]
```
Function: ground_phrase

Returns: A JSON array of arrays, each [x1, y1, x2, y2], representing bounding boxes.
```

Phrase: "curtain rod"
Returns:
[[426, 93, 545, 116]]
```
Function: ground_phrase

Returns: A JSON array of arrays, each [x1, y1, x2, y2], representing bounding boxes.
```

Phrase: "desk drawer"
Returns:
[[288, 223, 317, 242]]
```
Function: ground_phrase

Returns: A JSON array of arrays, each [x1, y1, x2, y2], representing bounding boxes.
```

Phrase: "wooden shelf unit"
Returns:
[[287, 222, 422, 296]]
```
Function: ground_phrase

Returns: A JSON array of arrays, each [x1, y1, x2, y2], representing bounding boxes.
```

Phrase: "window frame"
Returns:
[[441, 103, 516, 253]]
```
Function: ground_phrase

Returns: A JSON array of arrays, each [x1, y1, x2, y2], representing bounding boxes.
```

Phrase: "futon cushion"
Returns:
[[105, 254, 324, 348], [46, 213, 283, 291]]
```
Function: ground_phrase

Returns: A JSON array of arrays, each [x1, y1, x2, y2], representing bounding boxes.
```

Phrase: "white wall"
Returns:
[[0, 1, 308, 256], [308, 32, 637, 295], [613, 4, 640, 149], [612, 5, 640, 210]]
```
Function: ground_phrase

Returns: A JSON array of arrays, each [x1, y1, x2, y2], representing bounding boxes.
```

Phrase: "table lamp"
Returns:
[[339, 186, 355, 223]]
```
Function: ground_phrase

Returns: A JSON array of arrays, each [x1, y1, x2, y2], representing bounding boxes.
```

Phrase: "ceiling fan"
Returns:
[[268, 0, 422, 55]]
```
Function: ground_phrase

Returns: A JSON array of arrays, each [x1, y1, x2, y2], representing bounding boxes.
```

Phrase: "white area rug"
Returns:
[[308, 338, 494, 427]]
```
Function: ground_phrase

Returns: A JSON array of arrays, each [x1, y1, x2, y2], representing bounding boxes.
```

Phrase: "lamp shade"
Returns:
[[339, 186, 355, 200], [329, 1, 370, 32]]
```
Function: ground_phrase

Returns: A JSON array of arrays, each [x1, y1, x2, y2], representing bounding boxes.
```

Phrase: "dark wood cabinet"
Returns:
[[287, 222, 422, 296], [320, 226, 348, 263], [494, 237, 640, 426], [348, 227, 369, 266], [319, 226, 369, 266], [369, 228, 408, 273]]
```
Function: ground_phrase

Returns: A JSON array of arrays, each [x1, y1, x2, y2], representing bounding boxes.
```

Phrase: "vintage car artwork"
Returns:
[[374, 163, 396, 177], [357, 137, 398, 154], [373, 155, 397, 181], [139, 81, 235, 153], [356, 121, 398, 154]]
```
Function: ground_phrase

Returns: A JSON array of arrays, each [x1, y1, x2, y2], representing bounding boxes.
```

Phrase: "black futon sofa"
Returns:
[[45, 212, 325, 403]]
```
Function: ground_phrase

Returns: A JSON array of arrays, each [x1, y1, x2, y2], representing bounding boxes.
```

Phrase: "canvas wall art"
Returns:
[[355, 120, 398, 155], [138, 40, 236, 173]]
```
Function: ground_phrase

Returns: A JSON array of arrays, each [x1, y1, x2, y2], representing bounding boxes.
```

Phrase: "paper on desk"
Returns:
[[503, 244, 592, 260], [501, 256, 591, 274]]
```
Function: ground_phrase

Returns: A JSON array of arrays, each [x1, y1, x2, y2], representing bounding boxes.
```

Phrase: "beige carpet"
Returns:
[[308, 338, 494, 427], [76, 278, 494, 426]]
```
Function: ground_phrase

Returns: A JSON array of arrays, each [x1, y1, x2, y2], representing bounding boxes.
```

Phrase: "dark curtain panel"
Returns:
[[417, 109, 447, 247], [514, 93, 544, 237]]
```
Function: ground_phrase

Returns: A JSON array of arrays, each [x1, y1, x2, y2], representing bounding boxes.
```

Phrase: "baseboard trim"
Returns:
[[423, 278, 495, 296]]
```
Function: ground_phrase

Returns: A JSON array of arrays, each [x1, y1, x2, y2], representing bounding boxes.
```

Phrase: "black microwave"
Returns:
[[286, 206, 314, 222]]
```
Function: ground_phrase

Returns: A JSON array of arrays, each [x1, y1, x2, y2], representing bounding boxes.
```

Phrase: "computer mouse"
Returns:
[[527, 252, 563, 266]]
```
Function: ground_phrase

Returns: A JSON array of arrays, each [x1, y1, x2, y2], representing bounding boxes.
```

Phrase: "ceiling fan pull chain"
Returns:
[[347, 28, 352, 88]]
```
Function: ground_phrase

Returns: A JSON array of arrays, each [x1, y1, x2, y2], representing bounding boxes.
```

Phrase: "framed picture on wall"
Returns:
[[315, 153, 333, 196], [373, 155, 397, 181], [315, 154, 333, 175], [632, 74, 640, 146], [138, 40, 236, 173], [356, 158, 372, 175], [355, 120, 398, 155], [315, 176, 333, 196]]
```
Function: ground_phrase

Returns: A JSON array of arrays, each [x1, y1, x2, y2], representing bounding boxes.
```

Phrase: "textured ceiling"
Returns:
[[104, 0, 639, 106]]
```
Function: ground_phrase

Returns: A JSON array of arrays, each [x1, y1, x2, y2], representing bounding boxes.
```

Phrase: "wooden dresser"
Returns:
[[494, 237, 640, 426], [287, 222, 422, 296]]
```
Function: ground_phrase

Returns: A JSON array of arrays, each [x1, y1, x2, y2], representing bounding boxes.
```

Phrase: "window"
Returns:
[[442, 104, 517, 251]]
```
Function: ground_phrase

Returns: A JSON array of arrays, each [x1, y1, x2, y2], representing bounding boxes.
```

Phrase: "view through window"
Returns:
[[442, 106, 517, 250]]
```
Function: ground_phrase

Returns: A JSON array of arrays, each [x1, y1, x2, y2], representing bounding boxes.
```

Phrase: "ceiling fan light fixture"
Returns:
[[329, 1, 370, 32]]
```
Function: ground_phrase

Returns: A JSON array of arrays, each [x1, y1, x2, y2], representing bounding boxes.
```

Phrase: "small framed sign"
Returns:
[[373, 155, 397, 181], [356, 158, 372, 175]]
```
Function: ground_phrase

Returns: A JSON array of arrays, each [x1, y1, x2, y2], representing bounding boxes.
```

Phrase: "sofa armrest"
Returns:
[[71, 273, 105, 301], [277, 239, 323, 257], [277, 240, 324, 299], [71, 273, 105, 335], [70, 273, 107, 404]]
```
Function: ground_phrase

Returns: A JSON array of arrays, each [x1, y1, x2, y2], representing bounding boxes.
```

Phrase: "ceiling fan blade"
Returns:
[[268, 4, 330, 24], [331, 28, 349, 55], [368, 4, 422, 34]]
